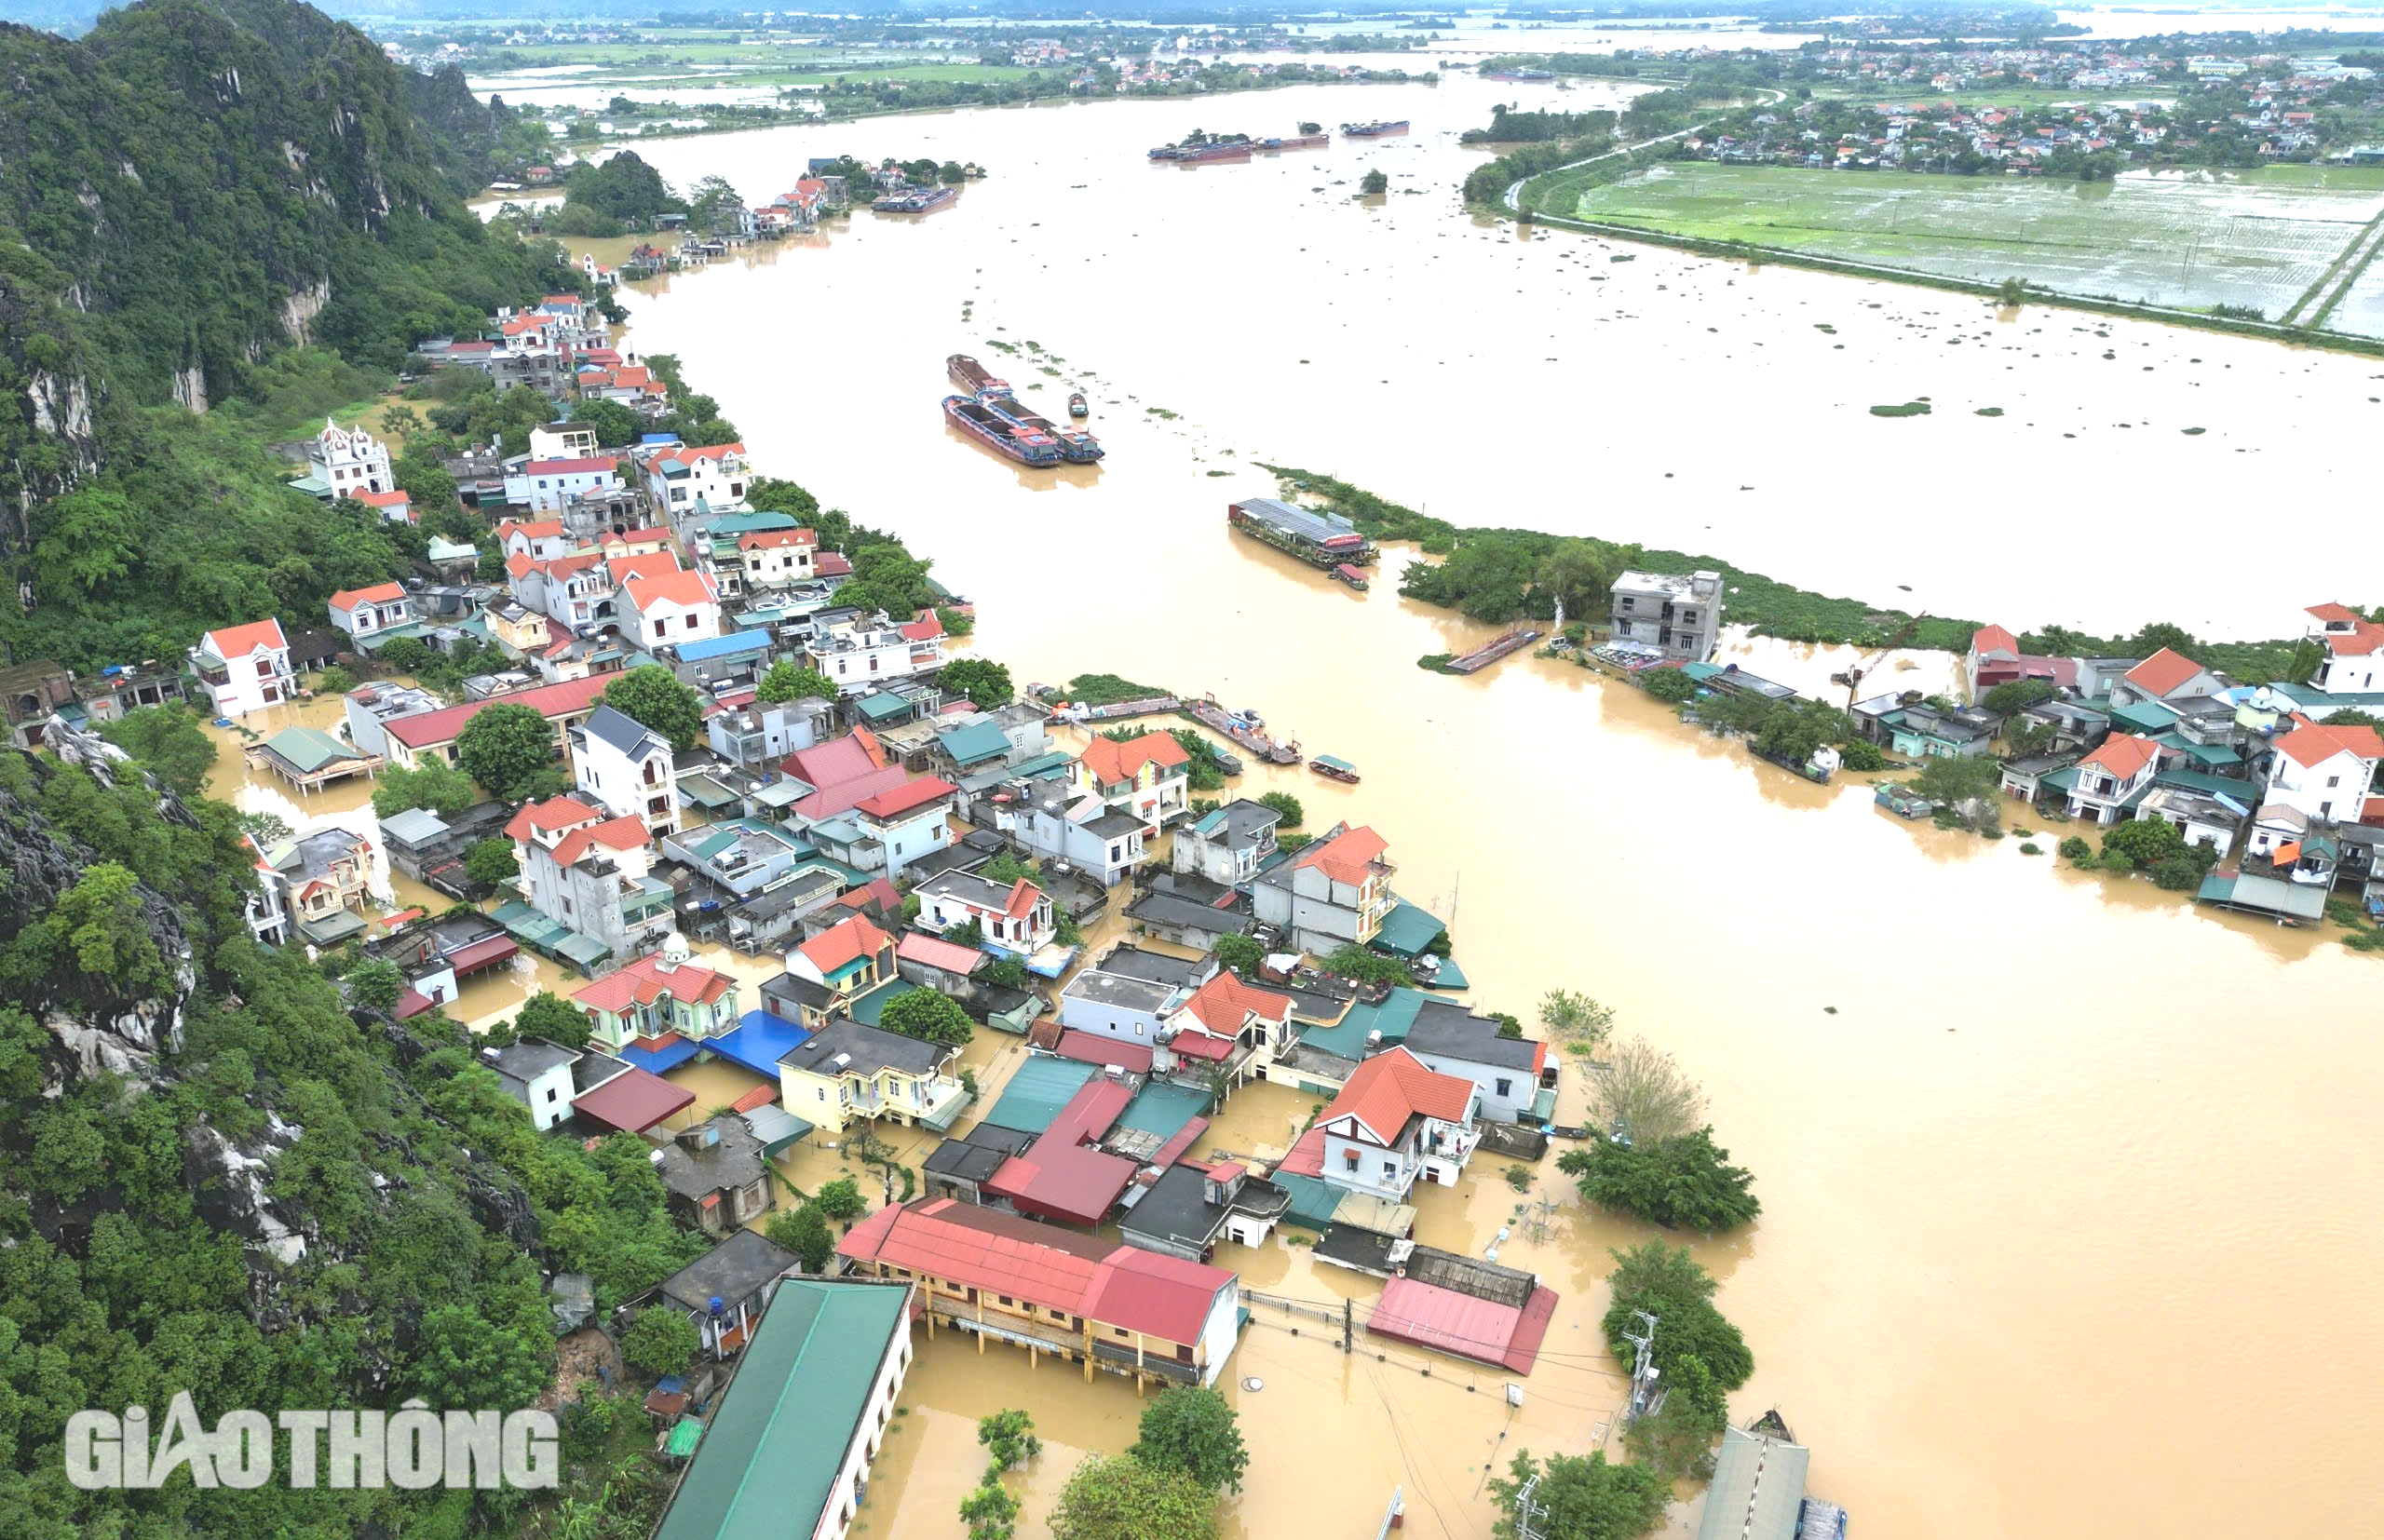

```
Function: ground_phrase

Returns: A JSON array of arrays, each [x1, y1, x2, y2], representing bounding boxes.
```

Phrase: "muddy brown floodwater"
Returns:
[[442, 73, 2384, 1540]]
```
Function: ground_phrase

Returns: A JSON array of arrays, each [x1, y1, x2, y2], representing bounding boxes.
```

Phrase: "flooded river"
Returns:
[[417, 69, 2384, 1540]]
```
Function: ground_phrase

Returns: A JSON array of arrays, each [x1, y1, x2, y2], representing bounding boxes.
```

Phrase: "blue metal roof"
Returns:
[[707, 1010, 815, 1079], [675, 628, 775, 662], [619, 1035, 701, 1074]]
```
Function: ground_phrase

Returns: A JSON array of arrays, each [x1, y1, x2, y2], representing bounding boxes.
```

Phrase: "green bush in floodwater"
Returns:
[[1871, 400, 1933, 418]]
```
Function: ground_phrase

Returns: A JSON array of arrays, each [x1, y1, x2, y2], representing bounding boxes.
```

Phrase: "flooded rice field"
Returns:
[[395, 66, 2384, 1538], [1570, 162, 2384, 331]]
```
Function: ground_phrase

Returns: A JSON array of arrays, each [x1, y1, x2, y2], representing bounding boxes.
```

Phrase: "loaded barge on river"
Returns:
[[1226, 497, 1375, 573], [945, 355, 1103, 463], [1189, 695, 1301, 764], [1340, 119, 1410, 138], [943, 395, 1061, 464], [1443, 628, 1543, 674]]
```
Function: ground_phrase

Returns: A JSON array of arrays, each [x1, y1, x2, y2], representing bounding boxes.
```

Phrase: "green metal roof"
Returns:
[[852, 692, 912, 724], [982, 1056, 1098, 1134], [680, 773, 738, 808], [934, 718, 1011, 767], [1273, 1172, 1343, 1230], [651, 1278, 911, 1540], [1696, 1427, 1810, 1540], [263, 724, 365, 773], [702, 510, 801, 539], [2106, 698, 2180, 734], [1372, 899, 1446, 958], [846, 977, 916, 1028], [557, 933, 613, 966], [664, 1416, 703, 1459], [1300, 986, 1428, 1059]]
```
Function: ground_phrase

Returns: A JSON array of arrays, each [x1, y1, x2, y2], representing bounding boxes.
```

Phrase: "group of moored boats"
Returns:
[[1145, 122, 1405, 163], [1182, 696, 1362, 784], [941, 354, 1103, 466], [872, 184, 955, 213]]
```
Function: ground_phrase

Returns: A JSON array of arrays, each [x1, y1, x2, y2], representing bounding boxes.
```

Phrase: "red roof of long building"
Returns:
[[572, 1067, 696, 1133], [386, 674, 611, 750], [838, 1198, 1232, 1344], [895, 930, 986, 975], [982, 1080, 1138, 1226]]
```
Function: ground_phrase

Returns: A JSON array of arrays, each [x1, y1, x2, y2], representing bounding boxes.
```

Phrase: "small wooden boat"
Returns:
[[1333, 561, 1369, 590], [1309, 754, 1361, 784], [1068, 392, 1089, 418]]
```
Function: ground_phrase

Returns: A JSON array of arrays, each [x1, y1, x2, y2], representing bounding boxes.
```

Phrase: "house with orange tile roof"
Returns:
[[621, 568, 721, 650], [496, 519, 574, 565], [1312, 1046, 1479, 1201], [507, 793, 675, 965], [2065, 733, 2167, 825], [2109, 646, 2226, 710], [762, 912, 901, 1031], [353, 487, 414, 524], [2263, 720, 2384, 824], [326, 582, 415, 640], [1252, 820, 1396, 953], [2303, 602, 2384, 696], [1071, 730, 1192, 831], [1161, 968, 1295, 1082], [643, 440, 751, 528], [571, 933, 743, 1052], [188, 619, 295, 718]]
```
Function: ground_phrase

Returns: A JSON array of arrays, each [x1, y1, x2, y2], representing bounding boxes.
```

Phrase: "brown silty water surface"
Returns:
[[260, 71, 2384, 1537]]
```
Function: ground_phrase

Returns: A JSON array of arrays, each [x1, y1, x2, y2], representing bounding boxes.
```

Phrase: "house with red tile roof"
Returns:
[[189, 619, 295, 719], [381, 672, 614, 771], [1072, 730, 1192, 831], [735, 526, 820, 589], [837, 1197, 1243, 1387], [572, 933, 743, 1052], [2304, 602, 2384, 696], [643, 440, 751, 530], [353, 487, 415, 524], [496, 518, 573, 564], [763, 913, 901, 1030], [845, 775, 959, 879], [2110, 646, 2225, 709], [2264, 720, 2384, 824], [2065, 733, 2167, 826], [326, 582, 414, 640], [1252, 820, 1395, 953], [1311, 1046, 1480, 1201]]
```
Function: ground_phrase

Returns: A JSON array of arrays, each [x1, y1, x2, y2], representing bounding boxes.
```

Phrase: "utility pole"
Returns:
[[1622, 1309, 1663, 1419], [1342, 1296, 1354, 1354], [1512, 1473, 1549, 1540]]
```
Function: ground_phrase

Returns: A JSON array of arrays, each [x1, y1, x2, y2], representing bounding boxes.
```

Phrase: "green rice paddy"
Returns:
[[1563, 162, 2384, 334]]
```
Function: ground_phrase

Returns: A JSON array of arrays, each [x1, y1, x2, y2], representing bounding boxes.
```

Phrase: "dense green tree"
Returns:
[[514, 990, 592, 1051], [812, 1175, 866, 1222], [1050, 1454, 1218, 1540], [1360, 168, 1389, 194], [1130, 1386, 1248, 1493], [961, 1480, 1022, 1540], [2130, 621, 2198, 657], [766, 1204, 836, 1272], [1557, 1128, 1760, 1231], [2102, 817, 2188, 871], [1642, 667, 1700, 703], [756, 658, 839, 704], [1602, 1242, 1753, 1392], [1488, 1451, 1669, 1540], [1911, 752, 2003, 815], [940, 657, 1014, 709], [1212, 934, 1265, 977], [1982, 679, 2059, 714], [982, 851, 1039, 885], [346, 957, 404, 1011], [599, 665, 706, 751], [840, 541, 937, 618], [569, 395, 641, 447], [465, 837, 520, 886], [406, 1303, 551, 1409], [620, 1307, 701, 1377], [1257, 790, 1304, 828], [564, 150, 684, 223], [1323, 943, 1412, 987], [98, 705, 219, 797], [745, 474, 822, 524], [456, 702, 559, 801], [372, 756, 479, 819], [877, 989, 973, 1047], [686, 173, 745, 232], [979, 1408, 1043, 1471]]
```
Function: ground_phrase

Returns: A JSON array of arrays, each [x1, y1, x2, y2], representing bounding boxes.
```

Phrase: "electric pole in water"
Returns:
[[1512, 1473, 1549, 1540], [1342, 1296, 1353, 1354]]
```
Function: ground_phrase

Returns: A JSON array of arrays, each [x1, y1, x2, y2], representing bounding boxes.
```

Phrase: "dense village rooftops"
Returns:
[[923, 1122, 1036, 1187], [983, 1079, 1139, 1225], [779, 1015, 955, 1079]]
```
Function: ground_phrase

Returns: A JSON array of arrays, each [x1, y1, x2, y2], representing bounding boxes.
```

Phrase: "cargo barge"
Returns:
[[1443, 628, 1543, 675], [980, 392, 1104, 463], [1148, 138, 1254, 162], [943, 394, 1061, 464], [1189, 695, 1301, 765], [874, 185, 956, 212], [1339, 119, 1410, 138], [1226, 497, 1376, 571], [1254, 133, 1331, 151], [1483, 67, 1554, 82], [949, 354, 1009, 395]]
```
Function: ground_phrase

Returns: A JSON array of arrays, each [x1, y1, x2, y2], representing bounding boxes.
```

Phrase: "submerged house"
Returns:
[[1251, 822, 1394, 953], [1280, 1046, 1479, 1203]]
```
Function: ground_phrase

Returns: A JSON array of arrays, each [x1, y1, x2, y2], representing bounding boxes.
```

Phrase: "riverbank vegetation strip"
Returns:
[[1259, 465, 2305, 676]]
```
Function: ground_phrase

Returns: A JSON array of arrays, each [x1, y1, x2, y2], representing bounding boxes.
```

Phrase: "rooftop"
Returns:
[[779, 1015, 955, 1079], [657, 1228, 801, 1314]]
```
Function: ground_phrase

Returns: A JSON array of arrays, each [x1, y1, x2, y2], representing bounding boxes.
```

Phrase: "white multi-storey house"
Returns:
[[569, 704, 682, 838], [189, 620, 296, 718], [310, 419, 392, 497]]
